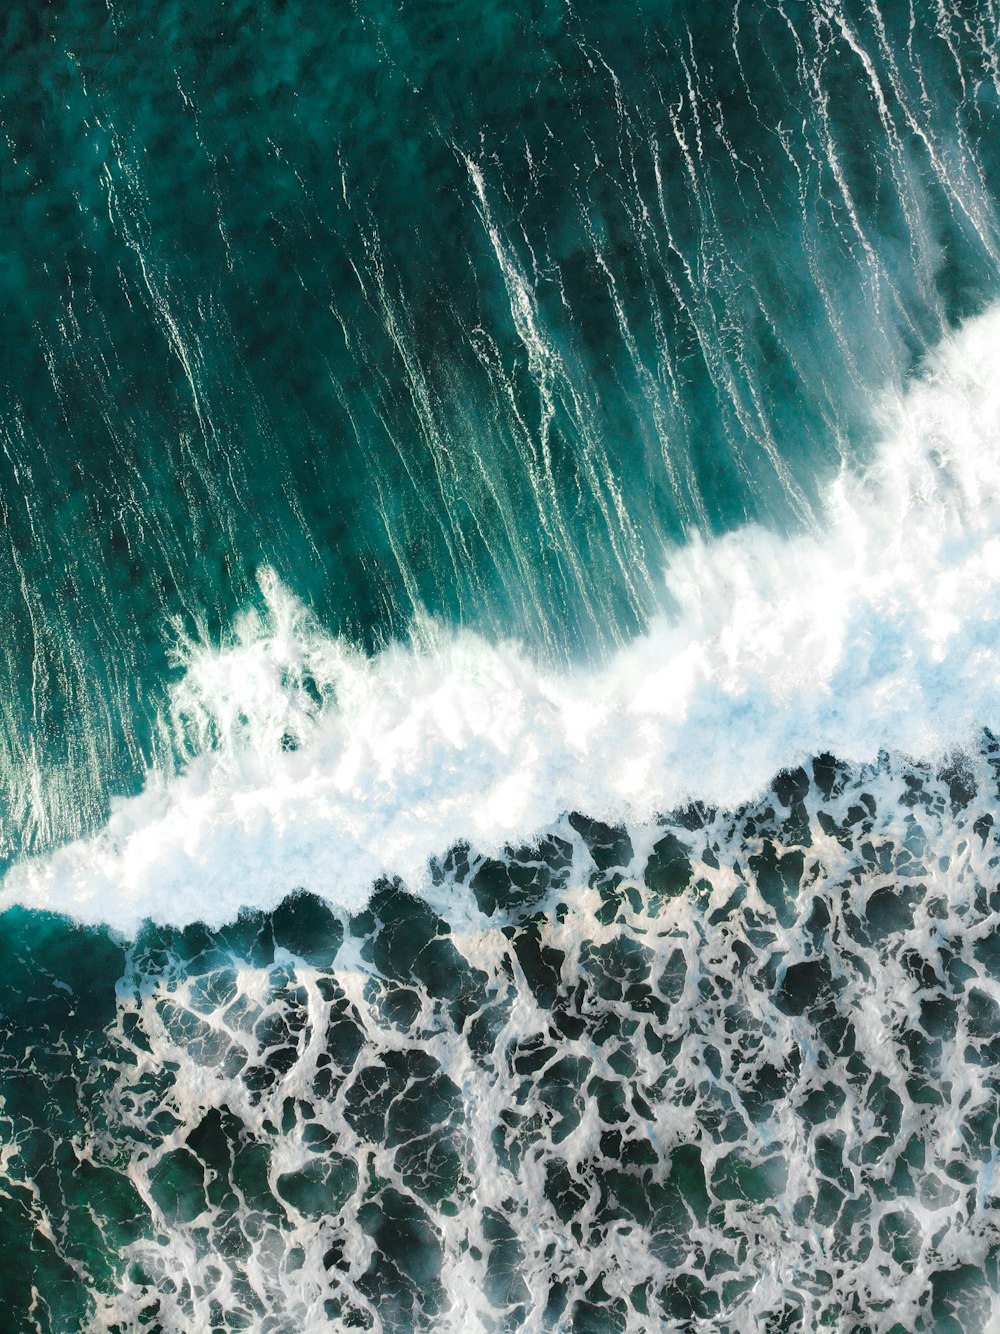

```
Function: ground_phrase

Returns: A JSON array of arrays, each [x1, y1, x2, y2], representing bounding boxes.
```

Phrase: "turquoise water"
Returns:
[[4, 0, 998, 860], [4, 0, 1000, 1328]]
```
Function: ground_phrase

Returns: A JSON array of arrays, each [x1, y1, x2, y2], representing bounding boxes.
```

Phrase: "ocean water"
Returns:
[[4, 0, 1000, 1329]]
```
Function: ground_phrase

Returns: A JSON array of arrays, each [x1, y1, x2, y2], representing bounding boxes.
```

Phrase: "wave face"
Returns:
[[8, 303, 1000, 930], [2, 0, 1000, 867], [4, 0, 1000, 1329]]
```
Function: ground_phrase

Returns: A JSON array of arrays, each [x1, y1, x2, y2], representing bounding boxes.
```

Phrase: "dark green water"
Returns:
[[3, 0, 999, 859], [4, 0, 1000, 1329]]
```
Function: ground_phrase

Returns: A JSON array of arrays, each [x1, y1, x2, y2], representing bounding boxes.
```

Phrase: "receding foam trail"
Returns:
[[7, 306, 1000, 931]]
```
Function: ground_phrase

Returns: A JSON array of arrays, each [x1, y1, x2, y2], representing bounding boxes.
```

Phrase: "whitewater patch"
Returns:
[[6, 306, 1000, 932]]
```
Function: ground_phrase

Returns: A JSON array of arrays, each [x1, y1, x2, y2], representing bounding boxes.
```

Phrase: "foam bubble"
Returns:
[[7, 306, 1000, 932]]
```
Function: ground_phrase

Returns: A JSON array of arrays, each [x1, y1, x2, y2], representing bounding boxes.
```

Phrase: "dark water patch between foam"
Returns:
[[3, 743, 1000, 1330]]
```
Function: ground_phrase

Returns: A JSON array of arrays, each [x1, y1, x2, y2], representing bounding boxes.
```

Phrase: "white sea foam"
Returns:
[[7, 306, 1000, 931]]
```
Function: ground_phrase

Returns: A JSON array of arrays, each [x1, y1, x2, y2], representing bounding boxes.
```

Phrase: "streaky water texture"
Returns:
[[5, 0, 1000, 1330], [3, 0, 1000, 864]]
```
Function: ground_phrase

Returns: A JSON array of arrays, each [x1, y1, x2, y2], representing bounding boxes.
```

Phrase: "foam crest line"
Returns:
[[7, 307, 1000, 932]]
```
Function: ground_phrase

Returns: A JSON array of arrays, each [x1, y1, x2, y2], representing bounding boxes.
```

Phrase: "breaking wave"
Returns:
[[8, 305, 1000, 932]]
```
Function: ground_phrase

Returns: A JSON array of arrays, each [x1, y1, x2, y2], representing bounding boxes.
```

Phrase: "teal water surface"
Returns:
[[3, 0, 999, 860], [5, 1, 1000, 1329]]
